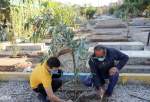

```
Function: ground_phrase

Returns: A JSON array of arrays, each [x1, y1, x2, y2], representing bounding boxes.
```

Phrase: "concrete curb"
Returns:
[[0, 72, 150, 84]]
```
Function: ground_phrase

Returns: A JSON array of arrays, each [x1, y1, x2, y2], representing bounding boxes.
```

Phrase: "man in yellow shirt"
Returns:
[[30, 57, 66, 102]]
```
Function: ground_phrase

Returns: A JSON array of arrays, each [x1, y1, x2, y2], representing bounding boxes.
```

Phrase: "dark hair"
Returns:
[[47, 57, 61, 68], [94, 45, 106, 51]]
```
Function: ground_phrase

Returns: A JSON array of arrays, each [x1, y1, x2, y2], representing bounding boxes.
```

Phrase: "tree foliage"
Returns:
[[0, 0, 10, 21], [25, 1, 79, 43], [110, 0, 150, 18], [80, 6, 97, 19], [46, 23, 88, 75], [143, 5, 150, 17]]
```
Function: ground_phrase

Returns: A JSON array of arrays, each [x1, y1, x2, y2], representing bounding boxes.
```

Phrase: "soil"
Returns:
[[0, 80, 149, 102], [0, 55, 42, 72], [0, 66, 16, 72]]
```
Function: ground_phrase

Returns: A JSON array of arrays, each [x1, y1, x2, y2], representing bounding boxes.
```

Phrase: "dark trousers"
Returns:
[[33, 78, 62, 102], [98, 72, 119, 96]]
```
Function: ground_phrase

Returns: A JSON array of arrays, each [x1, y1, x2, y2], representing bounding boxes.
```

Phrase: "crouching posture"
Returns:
[[30, 57, 66, 102], [89, 45, 129, 97]]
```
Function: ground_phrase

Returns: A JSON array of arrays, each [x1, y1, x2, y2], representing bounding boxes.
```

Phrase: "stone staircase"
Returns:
[[84, 15, 150, 73], [88, 42, 150, 73], [82, 17, 130, 43], [92, 42, 144, 50]]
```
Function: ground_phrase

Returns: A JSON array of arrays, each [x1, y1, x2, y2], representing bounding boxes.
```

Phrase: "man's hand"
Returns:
[[45, 86, 65, 102], [109, 67, 118, 76], [97, 87, 105, 98]]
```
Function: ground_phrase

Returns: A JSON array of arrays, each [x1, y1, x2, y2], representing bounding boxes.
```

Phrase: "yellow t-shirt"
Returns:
[[30, 61, 52, 89]]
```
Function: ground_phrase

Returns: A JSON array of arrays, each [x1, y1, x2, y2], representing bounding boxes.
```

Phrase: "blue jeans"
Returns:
[[83, 72, 119, 96], [105, 72, 119, 95]]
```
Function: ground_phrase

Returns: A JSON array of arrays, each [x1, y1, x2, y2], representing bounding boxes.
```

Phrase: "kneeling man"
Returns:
[[30, 57, 66, 102], [89, 45, 129, 97]]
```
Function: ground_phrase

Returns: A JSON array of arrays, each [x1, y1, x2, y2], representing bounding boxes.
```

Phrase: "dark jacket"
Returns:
[[89, 47, 129, 88]]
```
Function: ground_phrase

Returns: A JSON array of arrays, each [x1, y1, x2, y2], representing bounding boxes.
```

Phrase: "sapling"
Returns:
[[48, 23, 88, 76], [47, 23, 88, 100]]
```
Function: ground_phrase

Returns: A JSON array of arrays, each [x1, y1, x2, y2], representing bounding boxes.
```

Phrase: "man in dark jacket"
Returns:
[[89, 45, 129, 97]]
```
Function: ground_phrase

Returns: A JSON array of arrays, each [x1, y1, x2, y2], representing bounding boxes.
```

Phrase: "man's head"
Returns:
[[47, 57, 61, 69], [94, 45, 106, 57], [46, 57, 63, 78]]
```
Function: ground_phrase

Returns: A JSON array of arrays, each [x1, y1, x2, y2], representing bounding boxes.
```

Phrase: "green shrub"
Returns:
[[109, 7, 115, 15], [112, 0, 150, 18], [80, 7, 97, 19], [143, 5, 150, 17], [25, 1, 79, 43]]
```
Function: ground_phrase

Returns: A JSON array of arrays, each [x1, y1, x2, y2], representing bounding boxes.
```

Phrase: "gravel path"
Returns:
[[0, 81, 150, 102], [108, 84, 150, 102], [0, 81, 40, 102]]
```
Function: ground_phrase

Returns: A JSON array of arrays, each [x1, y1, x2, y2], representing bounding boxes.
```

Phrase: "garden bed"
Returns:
[[0, 51, 87, 72], [0, 54, 42, 72]]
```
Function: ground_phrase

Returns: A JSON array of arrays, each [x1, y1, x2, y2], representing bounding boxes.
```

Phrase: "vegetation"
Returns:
[[10, 0, 41, 42], [143, 5, 150, 17], [108, 0, 150, 38], [0, 0, 10, 21], [109, 0, 150, 18], [47, 24, 88, 75], [25, 1, 79, 43], [0, 0, 88, 66], [23, 1, 88, 75], [80, 6, 97, 19], [45, 23, 89, 101], [0, 0, 10, 41]]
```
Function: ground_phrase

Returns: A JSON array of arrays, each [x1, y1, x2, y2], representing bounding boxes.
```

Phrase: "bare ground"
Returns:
[[0, 81, 150, 102]]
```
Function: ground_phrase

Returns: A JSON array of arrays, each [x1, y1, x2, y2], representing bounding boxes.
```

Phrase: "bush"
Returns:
[[143, 5, 150, 17], [80, 7, 97, 19], [112, 0, 150, 18], [25, 1, 79, 43], [109, 7, 115, 15]]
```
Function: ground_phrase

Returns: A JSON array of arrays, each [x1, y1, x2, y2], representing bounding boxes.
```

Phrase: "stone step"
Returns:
[[0, 50, 46, 57], [92, 42, 144, 50], [122, 65, 150, 73], [94, 19, 127, 29], [87, 35, 128, 42], [4, 43, 45, 51], [86, 65, 150, 73], [89, 48, 150, 65], [130, 18, 150, 26], [91, 28, 127, 35]]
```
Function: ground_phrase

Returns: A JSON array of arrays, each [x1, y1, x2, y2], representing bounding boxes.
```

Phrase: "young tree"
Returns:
[[48, 23, 88, 76]]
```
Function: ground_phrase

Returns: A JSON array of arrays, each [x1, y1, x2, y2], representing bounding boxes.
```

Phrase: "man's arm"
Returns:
[[113, 49, 129, 70], [42, 76, 65, 102], [89, 58, 101, 90], [45, 86, 65, 102]]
